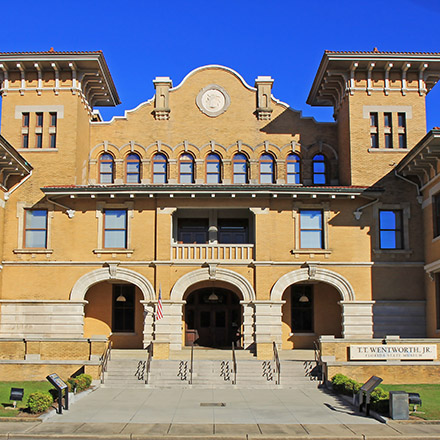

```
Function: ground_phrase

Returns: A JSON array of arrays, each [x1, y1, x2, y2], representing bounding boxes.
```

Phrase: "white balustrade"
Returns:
[[172, 243, 253, 260]]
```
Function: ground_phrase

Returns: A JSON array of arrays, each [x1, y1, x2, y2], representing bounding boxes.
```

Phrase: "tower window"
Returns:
[[370, 112, 379, 148], [398, 113, 407, 149]]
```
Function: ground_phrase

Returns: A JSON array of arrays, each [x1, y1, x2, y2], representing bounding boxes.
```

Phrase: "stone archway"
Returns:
[[163, 266, 256, 350], [270, 266, 355, 302], [271, 265, 373, 339], [70, 264, 156, 347]]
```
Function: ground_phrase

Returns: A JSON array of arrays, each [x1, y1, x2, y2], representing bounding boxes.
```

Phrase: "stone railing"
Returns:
[[172, 243, 253, 260]]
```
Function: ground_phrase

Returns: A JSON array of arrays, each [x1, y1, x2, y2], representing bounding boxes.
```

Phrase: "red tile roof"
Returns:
[[325, 50, 440, 55], [0, 50, 103, 55]]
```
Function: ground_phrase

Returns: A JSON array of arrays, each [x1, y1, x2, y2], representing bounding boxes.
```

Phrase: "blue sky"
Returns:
[[1, 0, 440, 128]]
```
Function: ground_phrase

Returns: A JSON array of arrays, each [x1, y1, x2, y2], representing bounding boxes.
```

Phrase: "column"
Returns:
[[240, 301, 255, 349], [141, 301, 155, 348]]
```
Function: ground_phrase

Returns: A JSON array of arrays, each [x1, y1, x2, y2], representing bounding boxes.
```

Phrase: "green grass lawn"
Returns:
[[0, 381, 53, 417], [381, 384, 440, 420]]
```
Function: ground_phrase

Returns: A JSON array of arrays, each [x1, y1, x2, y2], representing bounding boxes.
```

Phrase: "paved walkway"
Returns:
[[0, 387, 439, 438]]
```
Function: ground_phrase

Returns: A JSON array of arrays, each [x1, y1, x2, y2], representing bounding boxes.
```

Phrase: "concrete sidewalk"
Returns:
[[0, 387, 439, 439]]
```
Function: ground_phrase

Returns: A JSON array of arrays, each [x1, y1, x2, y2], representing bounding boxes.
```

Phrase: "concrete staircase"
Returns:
[[101, 349, 321, 389]]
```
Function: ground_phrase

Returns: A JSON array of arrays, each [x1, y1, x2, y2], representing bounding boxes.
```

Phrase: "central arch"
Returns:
[[171, 267, 256, 349], [170, 267, 255, 302], [270, 266, 355, 302]]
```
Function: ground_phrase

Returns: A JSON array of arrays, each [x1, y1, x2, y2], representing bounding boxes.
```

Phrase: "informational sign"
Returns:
[[350, 344, 437, 360], [47, 373, 68, 390]]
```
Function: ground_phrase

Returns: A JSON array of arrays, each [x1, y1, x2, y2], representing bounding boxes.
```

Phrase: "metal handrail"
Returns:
[[189, 341, 194, 384], [145, 343, 153, 384], [313, 339, 322, 364], [100, 340, 112, 384], [273, 341, 281, 385], [231, 341, 237, 385]]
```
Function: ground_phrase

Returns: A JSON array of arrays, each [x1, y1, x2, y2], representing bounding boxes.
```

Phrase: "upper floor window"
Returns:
[[384, 112, 393, 149], [24, 209, 47, 248], [398, 113, 407, 149], [206, 153, 222, 184], [178, 218, 208, 243], [312, 154, 327, 185], [233, 153, 249, 184], [36, 112, 43, 127], [153, 153, 168, 184], [22, 113, 30, 128], [286, 153, 301, 184], [370, 112, 379, 148], [379, 210, 403, 249], [260, 153, 275, 184], [300, 210, 323, 249], [179, 153, 195, 184], [218, 219, 249, 244], [125, 153, 141, 184], [99, 153, 114, 184], [104, 209, 127, 248]]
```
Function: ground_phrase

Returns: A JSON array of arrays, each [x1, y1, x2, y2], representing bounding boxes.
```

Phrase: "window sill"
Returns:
[[13, 249, 53, 255], [289, 332, 316, 336], [17, 148, 58, 152], [373, 248, 412, 255], [368, 148, 409, 153], [291, 249, 332, 255], [93, 249, 134, 255]]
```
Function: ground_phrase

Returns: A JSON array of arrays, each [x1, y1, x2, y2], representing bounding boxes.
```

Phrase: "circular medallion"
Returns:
[[196, 84, 230, 117]]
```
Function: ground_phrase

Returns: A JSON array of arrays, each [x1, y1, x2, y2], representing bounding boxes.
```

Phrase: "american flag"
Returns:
[[156, 285, 164, 321]]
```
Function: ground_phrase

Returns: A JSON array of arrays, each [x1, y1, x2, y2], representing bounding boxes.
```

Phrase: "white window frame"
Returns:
[[14, 201, 53, 254], [291, 202, 331, 257], [94, 202, 134, 256]]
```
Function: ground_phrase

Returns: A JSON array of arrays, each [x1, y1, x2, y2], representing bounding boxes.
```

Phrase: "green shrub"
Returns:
[[68, 373, 93, 393], [331, 374, 350, 393], [27, 392, 53, 414], [370, 387, 389, 414]]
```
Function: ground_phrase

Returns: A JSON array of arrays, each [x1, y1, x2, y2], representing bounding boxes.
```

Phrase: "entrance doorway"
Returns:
[[185, 288, 241, 348]]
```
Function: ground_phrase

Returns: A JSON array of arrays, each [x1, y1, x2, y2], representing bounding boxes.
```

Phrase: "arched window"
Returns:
[[286, 153, 301, 184], [233, 153, 249, 184], [206, 153, 222, 184], [313, 154, 327, 185], [99, 153, 114, 184], [260, 153, 275, 184], [125, 153, 141, 183], [152, 153, 168, 183], [179, 153, 195, 184]]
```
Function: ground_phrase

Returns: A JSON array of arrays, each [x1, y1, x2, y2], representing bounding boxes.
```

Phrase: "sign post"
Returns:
[[46, 373, 68, 414]]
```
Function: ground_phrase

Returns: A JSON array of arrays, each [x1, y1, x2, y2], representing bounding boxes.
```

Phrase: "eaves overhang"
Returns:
[[0, 135, 32, 190], [41, 184, 382, 199], [396, 128, 440, 183], [0, 51, 120, 107], [307, 50, 440, 107]]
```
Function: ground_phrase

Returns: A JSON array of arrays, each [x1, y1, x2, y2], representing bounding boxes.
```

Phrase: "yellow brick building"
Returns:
[[0, 49, 439, 374]]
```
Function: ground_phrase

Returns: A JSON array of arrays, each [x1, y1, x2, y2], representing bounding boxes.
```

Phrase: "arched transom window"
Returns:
[[153, 153, 168, 184], [179, 153, 195, 184], [206, 153, 222, 184], [313, 154, 327, 185], [125, 153, 141, 183], [260, 153, 275, 184], [233, 153, 249, 184], [99, 153, 114, 184], [286, 153, 301, 184]]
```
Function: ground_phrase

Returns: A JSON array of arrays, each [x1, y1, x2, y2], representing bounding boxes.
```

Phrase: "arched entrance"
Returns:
[[281, 281, 342, 349], [84, 281, 145, 348], [70, 266, 156, 349], [185, 287, 241, 348]]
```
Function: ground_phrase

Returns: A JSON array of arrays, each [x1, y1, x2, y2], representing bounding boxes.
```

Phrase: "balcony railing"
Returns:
[[172, 243, 253, 260]]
